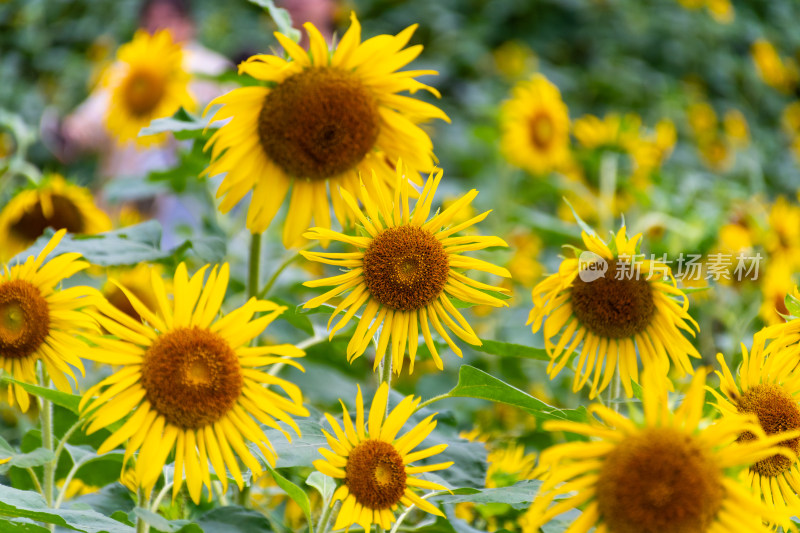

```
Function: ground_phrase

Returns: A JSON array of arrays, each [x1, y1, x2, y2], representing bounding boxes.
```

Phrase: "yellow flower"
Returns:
[[710, 333, 800, 524], [573, 112, 641, 151], [524, 368, 794, 533], [500, 74, 570, 175], [492, 41, 537, 80], [486, 443, 536, 488], [724, 109, 750, 147], [101, 263, 167, 323], [528, 226, 700, 398], [707, 0, 734, 23], [313, 382, 452, 531], [104, 29, 194, 147], [758, 258, 794, 326], [507, 230, 543, 288], [301, 163, 511, 374], [0, 230, 99, 412], [751, 39, 798, 94], [764, 196, 800, 268], [687, 101, 718, 141], [0, 174, 112, 262], [80, 263, 309, 503], [203, 14, 449, 247]]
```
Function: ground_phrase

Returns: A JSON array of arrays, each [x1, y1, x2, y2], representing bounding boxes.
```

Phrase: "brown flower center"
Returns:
[[528, 111, 554, 149], [9, 194, 86, 244], [123, 69, 166, 116], [141, 327, 243, 429], [597, 427, 724, 533], [257, 67, 380, 180], [362, 226, 449, 311], [736, 383, 800, 477], [346, 439, 407, 510], [0, 280, 50, 360], [570, 259, 655, 338]]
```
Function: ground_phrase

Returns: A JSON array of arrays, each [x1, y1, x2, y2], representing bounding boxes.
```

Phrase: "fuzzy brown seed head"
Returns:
[[570, 259, 655, 338], [258, 67, 380, 180], [346, 439, 407, 510], [596, 427, 724, 533], [141, 327, 243, 429], [10, 194, 86, 243], [123, 69, 166, 116], [0, 280, 50, 360], [362, 226, 450, 311], [528, 111, 555, 149], [736, 383, 800, 477]]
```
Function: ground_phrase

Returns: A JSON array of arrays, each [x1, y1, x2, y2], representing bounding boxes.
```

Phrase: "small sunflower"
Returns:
[[0, 174, 112, 262], [710, 334, 800, 524], [301, 163, 511, 374], [313, 382, 452, 531], [80, 263, 309, 503], [500, 74, 570, 175], [104, 29, 194, 147], [203, 14, 449, 247], [523, 368, 795, 533], [0, 230, 99, 412], [528, 226, 700, 399], [101, 263, 168, 323]]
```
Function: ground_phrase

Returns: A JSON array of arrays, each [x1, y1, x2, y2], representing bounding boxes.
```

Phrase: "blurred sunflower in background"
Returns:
[[0, 230, 99, 412], [104, 29, 194, 147], [101, 263, 168, 322], [80, 263, 308, 503], [710, 334, 800, 524], [313, 382, 452, 531], [302, 163, 510, 374], [524, 368, 793, 533], [204, 13, 449, 247], [529, 226, 700, 398], [500, 74, 570, 175], [0, 174, 112, 262]]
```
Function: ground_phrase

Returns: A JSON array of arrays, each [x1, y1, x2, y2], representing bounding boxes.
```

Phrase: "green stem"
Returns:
[[25, 467, 43, 496], [316, 489, 336, 533], [237, 483, 252, 508], [257, 242, 315, 300], [248, 232, 262, 299], [415, 393, 450, 412], [52, 420, 82, 470], [39, 365, 54, 515], [136, 488, 150, 533]]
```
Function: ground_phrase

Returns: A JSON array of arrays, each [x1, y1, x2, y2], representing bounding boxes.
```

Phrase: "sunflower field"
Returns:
[[2, 0, 800, 531]]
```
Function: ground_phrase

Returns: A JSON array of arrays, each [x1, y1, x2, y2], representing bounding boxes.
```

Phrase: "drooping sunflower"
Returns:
[[500, 74, 570, 175], [0, 229, 99, 412], [104, 29, 194, 146], [203, 14, 449, 247], [523, 368, 794, 533], [0, 174, 112, 262], [301, 163, 511, 374], [313, 382, 452, 531], [709, 333, 800, 524], [80, 263, 309, 503], [528, 226, 700, 399]]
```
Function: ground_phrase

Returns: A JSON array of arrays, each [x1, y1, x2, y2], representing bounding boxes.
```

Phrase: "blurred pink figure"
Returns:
[[280, 0, 336, 45]]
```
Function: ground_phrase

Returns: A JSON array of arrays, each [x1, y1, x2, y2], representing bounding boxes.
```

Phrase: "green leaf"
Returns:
[[177, 506, 274, 533], [561, 198, 595, 237], [0, 484, 135, 532], [69, 484, 135, 519], [0, 518, 51, 533], [433, 480, 541, 510], [273, 297, 314, 336], [259, 418, 327, 469], [246, 0, 302, 43], [264, 464, 313, 533], [0, 375, 81, 413], [305, 471, 335, 502], [139, 108, 212, 140], [786, 292, 800, 318], [133, 508, 190, 533], [438, 365, 587, 422], [1, 448, 55, 470], [472, 339, 548, 361]]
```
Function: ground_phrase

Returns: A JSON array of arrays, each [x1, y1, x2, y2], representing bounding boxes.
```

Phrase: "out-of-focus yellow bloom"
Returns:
[[698, 136, 733, 172], [752, 39, 798, 93], [782, 101, 800, 135], [759, 258, 795, 325], [706, 0, 734, 24], [573, 113, 641, 151], [764, 196, 800, 268], [508, 230, 543, 287], [492, 41, 537, 80], [687, 102, 718, 141], [723, 109, 750, 147]]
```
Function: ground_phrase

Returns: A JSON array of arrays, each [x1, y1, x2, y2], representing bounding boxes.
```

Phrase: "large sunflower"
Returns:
[[0, 174, 112, 262], [710, 333, 800, 523], [203, 14, 449, 247], [0, 229, 99, 412], [500, 74, 570, 175], [80, 263, 308, 503], [104, 29, 194, 147], [313, 382, 452, 531], [523, 368, 794, 533], [528, 226, 700, 399], [301, 163, 510, 374]]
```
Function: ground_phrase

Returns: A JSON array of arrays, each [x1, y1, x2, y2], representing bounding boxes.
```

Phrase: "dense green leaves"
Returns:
[[473, 340, 548, 361]]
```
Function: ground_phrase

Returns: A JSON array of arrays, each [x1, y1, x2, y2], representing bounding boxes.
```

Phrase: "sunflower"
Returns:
[[710, 333, 800, 524], [79, 263, 309, 503], [500, 74, 570, 175], [301, 163, 511, 374], [313, 382, 452, 531], [523, 368, 795, 533], [0, 174, 112, 262], [528, 226, 700, 399], [104, 29, 194, 147], [101, 263, 168, 323], [0, 229, 99, 412], [203, 13, 449, 247]]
